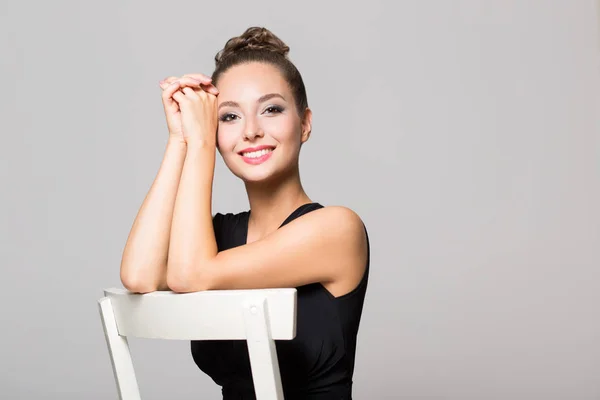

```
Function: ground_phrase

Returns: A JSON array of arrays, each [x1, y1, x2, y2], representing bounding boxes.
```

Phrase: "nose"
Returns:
[[243, 117, 264, 141]]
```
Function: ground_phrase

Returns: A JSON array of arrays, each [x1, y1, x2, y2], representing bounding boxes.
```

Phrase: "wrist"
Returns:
[[167, 137, 187, 150], [185, 137, 217, 152]]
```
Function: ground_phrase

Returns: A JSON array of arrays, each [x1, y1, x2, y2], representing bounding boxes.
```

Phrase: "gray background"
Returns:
[[1, 0, 599, 399]]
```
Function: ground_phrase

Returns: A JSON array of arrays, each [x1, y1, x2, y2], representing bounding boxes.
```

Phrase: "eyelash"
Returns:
[[219, 105, 284, 123]]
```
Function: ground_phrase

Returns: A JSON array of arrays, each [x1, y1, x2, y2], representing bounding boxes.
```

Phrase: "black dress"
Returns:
[[190, 203, 370, 399]]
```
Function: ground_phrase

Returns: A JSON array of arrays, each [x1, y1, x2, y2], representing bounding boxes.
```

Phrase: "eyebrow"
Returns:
[[218, 93, 286, 111]]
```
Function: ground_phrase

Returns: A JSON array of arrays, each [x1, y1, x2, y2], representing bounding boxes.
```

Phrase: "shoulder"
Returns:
[[294, 205, 368, 293], [309, 205, 365, 232], [299, 204, 364, 228], [201, 205, 368, 292], [285, 205, 368, 256]]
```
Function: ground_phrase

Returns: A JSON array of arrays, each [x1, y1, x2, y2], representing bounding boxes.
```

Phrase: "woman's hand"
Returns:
[[159, 74, 219, 145], [171, 78, 219, 148]]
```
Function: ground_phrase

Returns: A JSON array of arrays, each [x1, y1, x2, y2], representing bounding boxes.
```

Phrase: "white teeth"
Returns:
[[242, 148, 273, 158]]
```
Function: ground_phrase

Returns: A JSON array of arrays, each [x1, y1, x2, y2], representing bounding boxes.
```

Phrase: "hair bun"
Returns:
[[215, 27, 290, 66]]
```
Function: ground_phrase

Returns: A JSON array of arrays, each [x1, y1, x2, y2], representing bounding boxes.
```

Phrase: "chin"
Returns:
[[237, 167, 284, 185], [223, 150, 298, 185]]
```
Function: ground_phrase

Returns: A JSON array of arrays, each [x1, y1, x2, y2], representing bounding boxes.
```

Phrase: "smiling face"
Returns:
[[215, 62, 311, 184]]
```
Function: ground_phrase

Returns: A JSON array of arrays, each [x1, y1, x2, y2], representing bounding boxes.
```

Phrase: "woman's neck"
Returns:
[[243, 170, 312, 240]]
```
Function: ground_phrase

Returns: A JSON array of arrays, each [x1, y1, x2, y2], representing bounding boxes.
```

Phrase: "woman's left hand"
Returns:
[[171, 77, 219, 147]]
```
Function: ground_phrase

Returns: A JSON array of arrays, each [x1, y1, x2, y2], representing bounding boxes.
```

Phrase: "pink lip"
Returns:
[[240, 148, 274, 165], [238, 145, 275, 154]]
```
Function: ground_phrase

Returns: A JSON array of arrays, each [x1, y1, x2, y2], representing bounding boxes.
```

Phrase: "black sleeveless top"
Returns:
[[190, 203, 370, 400]]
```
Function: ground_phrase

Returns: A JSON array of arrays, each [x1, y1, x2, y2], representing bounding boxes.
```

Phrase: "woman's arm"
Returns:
[[166, 142, 218, 289], [164, 83, 219, 289], [170, 204, 367, 294], [165, 86, 367, 294], [120, 75, 217, 293], [120, 139, 187, 293]]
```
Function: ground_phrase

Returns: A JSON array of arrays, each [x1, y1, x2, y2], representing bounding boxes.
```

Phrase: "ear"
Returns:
[[300, 108, 312, 144]]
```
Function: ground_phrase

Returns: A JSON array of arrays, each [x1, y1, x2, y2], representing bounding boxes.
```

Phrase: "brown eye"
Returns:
[[264, 105, 283, 114], [219, 113, 238, 122]]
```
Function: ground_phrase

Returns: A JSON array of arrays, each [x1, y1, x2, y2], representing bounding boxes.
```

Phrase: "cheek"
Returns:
[[262, 117, 298, 142], [216, 124, 238, 151]]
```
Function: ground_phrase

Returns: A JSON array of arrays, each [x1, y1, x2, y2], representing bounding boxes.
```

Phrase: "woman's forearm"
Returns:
[[120, 139, 187, 292], [167, 141, 218, 290]]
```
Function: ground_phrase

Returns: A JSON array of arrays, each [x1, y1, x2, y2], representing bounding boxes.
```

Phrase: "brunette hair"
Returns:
[[211, 27, 308, 117]]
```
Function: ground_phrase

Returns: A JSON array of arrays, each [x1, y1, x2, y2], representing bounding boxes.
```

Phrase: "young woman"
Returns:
[[120, 26, 370, 400]]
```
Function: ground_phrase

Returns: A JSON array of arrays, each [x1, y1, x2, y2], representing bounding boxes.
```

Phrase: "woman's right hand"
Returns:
[[159, 74, 219, 144]]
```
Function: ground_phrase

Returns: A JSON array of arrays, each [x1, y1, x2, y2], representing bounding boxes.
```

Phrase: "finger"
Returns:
[[161, 82, 182, 113], [160, 76, 203, 89], [159, 76, 179, 88], [172, 89, 187, 105], [187, 81, 218, 96], [201, 83, 219, 96], [183, 73, 212, 83], [182, 86, 205, 102], [176, 77, 209, 93], [161, 80, 181, 100], [160, 76, 218, 96], [183, 73, 219, 96], [180, 82, 211, 101], [160, 77, 194, 90]]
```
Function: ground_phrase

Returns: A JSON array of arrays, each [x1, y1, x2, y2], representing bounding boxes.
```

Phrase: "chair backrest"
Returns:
[[98, 287, 297, 400]]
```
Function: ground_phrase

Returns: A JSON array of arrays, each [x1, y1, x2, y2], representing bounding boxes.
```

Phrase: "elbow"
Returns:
[[166, 272, 188, 293], [120, 269, 158, 294], [166, 261, 187, 293], [167, 262, 212, 293], [121, 277, 156, 294]]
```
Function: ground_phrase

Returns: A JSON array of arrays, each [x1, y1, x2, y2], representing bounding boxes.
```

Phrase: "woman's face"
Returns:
[[215, 62, 311, 183]]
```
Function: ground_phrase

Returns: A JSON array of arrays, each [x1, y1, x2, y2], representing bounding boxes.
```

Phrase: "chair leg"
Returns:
[[243, 297, 285, 400], [98, 297, 142, 400]]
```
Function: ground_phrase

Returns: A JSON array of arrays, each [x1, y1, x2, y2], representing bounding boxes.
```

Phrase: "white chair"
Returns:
[[98, 287, 297, 400]]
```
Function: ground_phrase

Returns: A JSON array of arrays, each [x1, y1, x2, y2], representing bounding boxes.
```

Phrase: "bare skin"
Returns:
[[120, 64, 367, 298]]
